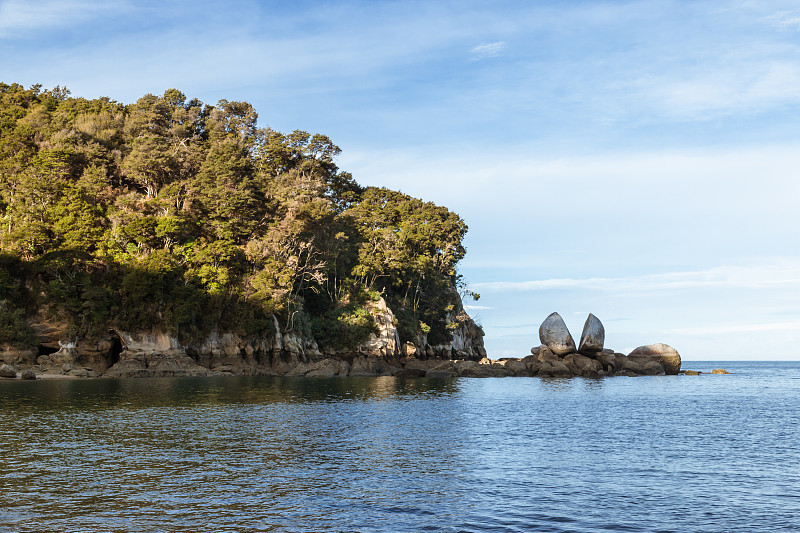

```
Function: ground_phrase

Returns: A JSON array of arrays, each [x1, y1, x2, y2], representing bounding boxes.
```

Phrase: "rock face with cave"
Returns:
[[0, 293, 486, 379]]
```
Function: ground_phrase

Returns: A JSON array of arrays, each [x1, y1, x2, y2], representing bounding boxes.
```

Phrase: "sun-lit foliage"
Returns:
[[0, 83, 470, 349]]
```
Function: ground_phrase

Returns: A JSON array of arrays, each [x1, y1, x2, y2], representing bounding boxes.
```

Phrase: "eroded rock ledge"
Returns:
[[0, 308, 683, 380], [0, 294, 488, 379]]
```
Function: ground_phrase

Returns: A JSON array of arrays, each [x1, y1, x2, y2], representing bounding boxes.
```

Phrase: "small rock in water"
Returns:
[[0, 364, 17, 378], [539, 312, 577, 355], [578, 313, 605, 354], [684, 370, 701, 375], [20, 369, 36, 380], [711, 368, 731, 374]]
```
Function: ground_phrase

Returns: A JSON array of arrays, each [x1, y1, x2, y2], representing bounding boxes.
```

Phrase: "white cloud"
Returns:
[[634, 59, 800, 120], [471, 264, 800, 293], [0, 0, 122, 36], [463, 305, 494, 310], [672, 321, 800, 335], [763, 10, 800, 31], [470, 41, 506, 59]]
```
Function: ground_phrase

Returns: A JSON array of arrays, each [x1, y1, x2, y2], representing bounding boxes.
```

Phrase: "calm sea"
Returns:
[[1, 361, 798, 532]]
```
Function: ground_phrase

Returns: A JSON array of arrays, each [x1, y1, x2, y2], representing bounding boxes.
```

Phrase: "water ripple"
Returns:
[[1, 363, 799, 532]]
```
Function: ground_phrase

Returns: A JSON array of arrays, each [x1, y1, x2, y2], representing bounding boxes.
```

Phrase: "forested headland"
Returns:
[[0, 82, 480, 358]]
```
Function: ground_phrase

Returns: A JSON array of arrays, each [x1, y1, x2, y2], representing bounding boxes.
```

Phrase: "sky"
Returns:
[[2, 0, 799, 360]]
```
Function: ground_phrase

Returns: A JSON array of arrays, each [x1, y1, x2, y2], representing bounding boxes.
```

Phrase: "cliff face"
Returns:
[[2, 293, 486, 378]]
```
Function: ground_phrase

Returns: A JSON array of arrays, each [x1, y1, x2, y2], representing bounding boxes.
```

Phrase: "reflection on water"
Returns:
[[0, 375, 462, 412], [1, 364, 799, 532]]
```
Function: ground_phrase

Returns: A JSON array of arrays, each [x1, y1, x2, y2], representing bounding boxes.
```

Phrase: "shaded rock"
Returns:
[[402, 357, 434, 372], [425, 369, 454, 378], [0, 347, 37, 367], [287, 358, 349, 377], [395, 367, 426, 378], [455, 360, 509, 377], [305, 358, 350, 378], [615, 355, 643, 374], [104, 349, 209, 378], [578, 313, 605, 354], [530, 346, 541, 356], [642, 361, 666, 376], [0, 364, 18, 378], [449, 307, 487, 361], [350, 355, 381, 377], [525, 359, 543, 375], [504, 359, 530, 376], [541, 360, 573, 378], [455, 360, 479, 375], [628, 343, 681, 375], [539, 312, 577, 355], [596, 352, 617, 372], [711, 368, 731, 374], [537, 346, 560, 365], [20, 369, 36, 380], [563, 353, 596, 375]]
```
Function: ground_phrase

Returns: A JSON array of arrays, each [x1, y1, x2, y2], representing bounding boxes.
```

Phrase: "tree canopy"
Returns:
[[0, 83, 474, 349]]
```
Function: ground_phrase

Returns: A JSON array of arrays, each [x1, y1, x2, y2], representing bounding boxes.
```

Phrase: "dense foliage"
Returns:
[[0, 83, 472, 349]]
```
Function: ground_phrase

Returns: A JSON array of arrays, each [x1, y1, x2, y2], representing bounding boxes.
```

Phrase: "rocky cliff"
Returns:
[[1, 294, 486, 378]]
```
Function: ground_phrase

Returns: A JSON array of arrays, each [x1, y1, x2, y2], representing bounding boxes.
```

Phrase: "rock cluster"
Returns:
[[531, 312, 681, 377], [0, 305, 685, 380]]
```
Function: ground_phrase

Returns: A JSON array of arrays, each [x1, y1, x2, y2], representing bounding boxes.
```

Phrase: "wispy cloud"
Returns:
[[0, 0, 122, 36], [633, 59, 800, 120], [672, 321, 800, 336], [463, 305, 494, 311], [471, 264, 800, 293], [763, 10, 800, 31], [470, 41, 506, 59]]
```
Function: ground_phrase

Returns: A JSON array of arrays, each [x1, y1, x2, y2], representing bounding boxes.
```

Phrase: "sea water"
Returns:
[[1, 361, 798, 532]]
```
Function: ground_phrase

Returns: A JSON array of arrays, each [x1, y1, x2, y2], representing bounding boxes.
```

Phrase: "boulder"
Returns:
[[504, 359, 530, 376], [711, 368, 731, 374], [628, 343, 681, 375], [536, 346, 560, 365], [0, 364, 18, 378], [20, 369, 36, 380], [304, 358, 349, 377], [0, 347, 37, 366], [642, 361, 666, 376], [615, 355, 643, 374], [455, 360, 508, 377], [403, 342, 418, 357], [563, 353, 596, 375], [596, 352, 617, 372], [349, 355, 380, 377], [578, 313, 605, 354], [425, 369, 454, 378], [548, 360, 573, 378], [104, 349, 209, 378], [684, 370, 701, 375], [395, 367, 426, 377], [539, 312, 577, 355]]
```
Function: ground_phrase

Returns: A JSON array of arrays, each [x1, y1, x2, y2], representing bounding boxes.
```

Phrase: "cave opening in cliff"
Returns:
[[109, 335, 123, 366], [38, 345, 59, 356]]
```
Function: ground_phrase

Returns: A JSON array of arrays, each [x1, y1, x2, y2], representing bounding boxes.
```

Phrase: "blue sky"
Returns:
[[2, 0, 799, 359]]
